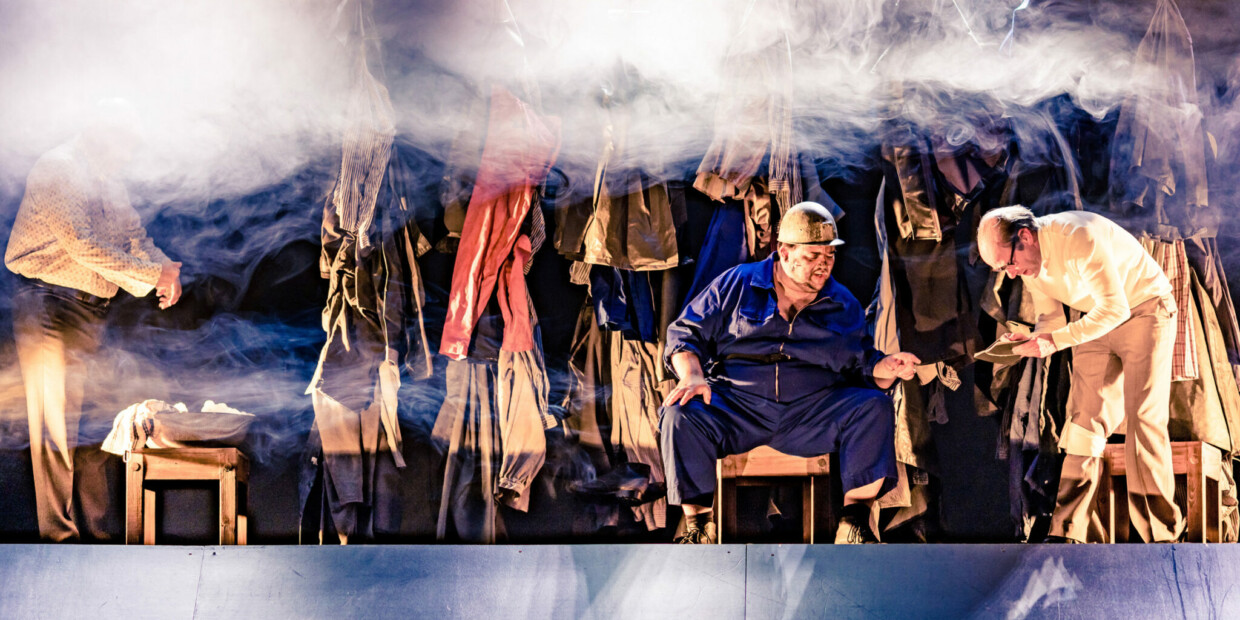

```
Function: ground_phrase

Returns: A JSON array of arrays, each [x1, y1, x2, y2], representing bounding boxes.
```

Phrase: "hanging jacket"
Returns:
[[568, 63, 683, 271], [879, 147, 1008, 367], [440, 85, 561, 360], [1108, 0, 1214, 239], [695, 24, 826, 260], [332, 49, 396, 250]]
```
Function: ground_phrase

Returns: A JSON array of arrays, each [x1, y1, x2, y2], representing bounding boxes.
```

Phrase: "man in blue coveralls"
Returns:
[[660, 201, 920, 544]]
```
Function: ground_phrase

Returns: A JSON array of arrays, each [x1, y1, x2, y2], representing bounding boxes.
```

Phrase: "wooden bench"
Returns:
[[714, 446, 839, 543], [125, 448, 249, 545], [1099, 441, 1223, 543]]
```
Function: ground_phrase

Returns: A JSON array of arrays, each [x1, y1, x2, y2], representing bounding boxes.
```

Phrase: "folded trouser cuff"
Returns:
[[1059, 421, 1106, 457]]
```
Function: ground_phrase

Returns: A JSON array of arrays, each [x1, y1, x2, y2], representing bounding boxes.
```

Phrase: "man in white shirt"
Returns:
[[5, 100, 182, 541], [977, 206, 1182, 543]]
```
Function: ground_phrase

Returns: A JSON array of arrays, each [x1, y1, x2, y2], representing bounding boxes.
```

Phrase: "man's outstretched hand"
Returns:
[[156, 261, 182, 309], [1004, 332, 1056, 358], [873, 352, 921, 388]]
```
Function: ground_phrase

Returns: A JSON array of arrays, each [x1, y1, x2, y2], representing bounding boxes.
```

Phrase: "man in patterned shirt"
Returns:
[[5, 99, 182, 541]]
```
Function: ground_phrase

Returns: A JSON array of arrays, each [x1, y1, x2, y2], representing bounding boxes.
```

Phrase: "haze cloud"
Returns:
[[0, 0, 1192, 200], [0, 0, 346, 202]]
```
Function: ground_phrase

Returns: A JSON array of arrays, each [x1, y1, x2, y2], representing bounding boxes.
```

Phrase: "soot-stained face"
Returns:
[[777, 243, 837, 293]]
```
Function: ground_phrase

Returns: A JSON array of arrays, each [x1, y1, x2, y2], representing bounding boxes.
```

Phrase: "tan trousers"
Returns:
[[1051, 295, 1183, 542], [14, 283, 109, 541]]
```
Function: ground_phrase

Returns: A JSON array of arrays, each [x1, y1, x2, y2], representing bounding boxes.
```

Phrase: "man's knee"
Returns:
[[659, 403, 687, 439], [661, 399, 717, 434], [858, 389, 895, 412], [659, 403, 705, 458], [662, 400, 737, 468], [851, 389, 895, 430]]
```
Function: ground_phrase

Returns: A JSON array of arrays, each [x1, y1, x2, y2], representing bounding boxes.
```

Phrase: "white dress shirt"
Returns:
[[1024, 211, 1171, 350]]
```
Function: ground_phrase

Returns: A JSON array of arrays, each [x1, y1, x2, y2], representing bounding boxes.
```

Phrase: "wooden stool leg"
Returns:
[[713, 461, 723, 544], [1207, 477, 1221, 543], [721, 479, 738, 544], [1204, 443, 1223, 543], [811, 474, 835, 543], [1098, 459, 1113, 543], [143, 488, 157, 545], [220, 465, 237, 545], [800, 480, 813, 543], [125, 455, 144, 545], [1187, 451, 1205, 543]]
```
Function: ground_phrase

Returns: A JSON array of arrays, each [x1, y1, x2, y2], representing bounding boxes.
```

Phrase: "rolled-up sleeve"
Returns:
[[858, 340, 885, 384], [664, 277, 727, 376]]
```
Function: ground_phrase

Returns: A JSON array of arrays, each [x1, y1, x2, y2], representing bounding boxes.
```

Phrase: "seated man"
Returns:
[[660, 202, 919, 544], [978, 206, 1183, 543]]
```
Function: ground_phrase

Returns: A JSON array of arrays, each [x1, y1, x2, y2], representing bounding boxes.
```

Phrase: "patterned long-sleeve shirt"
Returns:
[[5, 139, 169, 298]]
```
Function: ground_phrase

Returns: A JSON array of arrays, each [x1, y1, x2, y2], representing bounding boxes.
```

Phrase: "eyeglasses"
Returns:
[[993, 231, 1020, 273]]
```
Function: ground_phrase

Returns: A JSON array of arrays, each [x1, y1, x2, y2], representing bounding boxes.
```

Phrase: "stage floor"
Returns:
[[0, 542, 1230, 619]]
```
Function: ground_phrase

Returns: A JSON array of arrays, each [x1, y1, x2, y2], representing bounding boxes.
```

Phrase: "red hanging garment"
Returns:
[[440, 85, 560, 359]]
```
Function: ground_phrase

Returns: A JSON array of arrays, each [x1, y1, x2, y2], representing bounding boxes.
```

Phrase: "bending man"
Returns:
[[978, 206, 1182, 543], [660, 201, 919, 544]]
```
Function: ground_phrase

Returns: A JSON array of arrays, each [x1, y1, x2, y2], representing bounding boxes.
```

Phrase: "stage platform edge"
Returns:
[[0, 543, 1233, 619]]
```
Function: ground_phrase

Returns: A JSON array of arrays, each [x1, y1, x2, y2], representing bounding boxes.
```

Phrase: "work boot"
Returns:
[[675, 520, 718, 544], [834, 504, 880, 544]]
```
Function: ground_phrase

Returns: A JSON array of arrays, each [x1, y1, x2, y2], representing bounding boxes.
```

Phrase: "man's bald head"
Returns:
[[81, 98, 144, 171], [978, 205, 1042, 277]]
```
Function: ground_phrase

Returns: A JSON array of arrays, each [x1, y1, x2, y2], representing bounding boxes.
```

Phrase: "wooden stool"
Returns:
[[714, 446, 838, 543], [125, 447, 249, 545], [1099, 441, 1223, 543]]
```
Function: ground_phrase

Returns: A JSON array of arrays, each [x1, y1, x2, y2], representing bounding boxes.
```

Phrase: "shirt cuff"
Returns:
[[863, 356, 881, 380], [1048, 329, 1075, 351], [118, 261, 166, 298]]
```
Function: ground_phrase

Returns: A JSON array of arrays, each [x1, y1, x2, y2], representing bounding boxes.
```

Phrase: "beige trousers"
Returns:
[[1050, 295, 1184, 542], [14, 284, 109, 541]]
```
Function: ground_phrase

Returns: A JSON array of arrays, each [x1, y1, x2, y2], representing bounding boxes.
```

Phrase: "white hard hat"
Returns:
[[776, 202, 845, 246]]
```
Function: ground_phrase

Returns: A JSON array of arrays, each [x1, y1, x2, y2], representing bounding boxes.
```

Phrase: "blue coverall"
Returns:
[[660, 255, 898, 505]]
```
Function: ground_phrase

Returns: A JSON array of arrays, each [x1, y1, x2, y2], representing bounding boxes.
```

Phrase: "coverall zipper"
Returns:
[[776, 297, 826, 403]]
